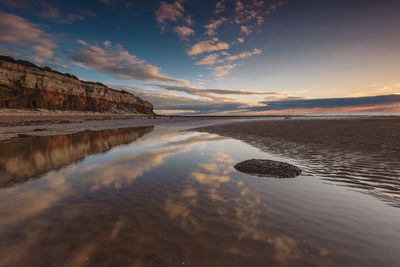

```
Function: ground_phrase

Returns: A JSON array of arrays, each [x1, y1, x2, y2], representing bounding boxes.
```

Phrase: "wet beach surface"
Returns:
[[195, 117, 400, 207], [0, 111, 259, 140], [0, 119, 399, 266]]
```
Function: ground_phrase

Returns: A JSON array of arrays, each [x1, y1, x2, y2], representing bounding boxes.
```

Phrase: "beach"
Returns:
[[194, 116, 400, 159], [1, 0, 399, 264], [0, 115, 399, 266], [194, 117, 400, 206], [0, 109, 257, 140]]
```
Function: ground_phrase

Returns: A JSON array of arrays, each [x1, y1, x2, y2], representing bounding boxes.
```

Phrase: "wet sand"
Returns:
[[0, 119, 400, 266], [0, 110, 259, 140], [194, 117, 400, 206], [194, 117, 400, 157]]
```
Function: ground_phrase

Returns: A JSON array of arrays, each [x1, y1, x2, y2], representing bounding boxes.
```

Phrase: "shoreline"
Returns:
[[193, 117, 400, 206], [0, 109, 268, 140], [193, 116, 400, 156], [1, 109, 399, 141]]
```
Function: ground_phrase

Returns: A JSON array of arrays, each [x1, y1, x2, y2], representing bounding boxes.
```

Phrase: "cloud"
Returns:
[[110, 83, 252, 114], [195, 48, 260, 66], [180, 0, 284, 78], [125, 84, 400, 115], [0, 12, 56, 63], [155, 0, 184, 30], [212, 64, 237, 79], [184, 15, 194, 25], [266, 1, 285, 15], [256, 15, 264, 26], [240, 25, 252, 35], [234, 0, 260, 25], [235, 0, 244, 13], [124, 86, 244, 114], [174, 26, 194, 39], [205, 17, 227, 36], [157, 84, 277, 97], [233, 0, 285, 40], [187, 39, 230, 56], [215, 0, 226, 14], [225, 48, 262, 62], [0, 1, 95, 23], [195, 48, 262, 78], [69, 40, 182, 83], [40, 4, 95, 24], [248, 94, 400, 112], [195, 54, 219, 65]]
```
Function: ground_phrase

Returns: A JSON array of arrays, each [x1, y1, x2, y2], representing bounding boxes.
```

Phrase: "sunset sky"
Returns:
[[1, 0, 399, 114]]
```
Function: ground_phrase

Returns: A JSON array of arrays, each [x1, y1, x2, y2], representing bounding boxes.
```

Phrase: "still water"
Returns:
[[0, 125, 399, 266]]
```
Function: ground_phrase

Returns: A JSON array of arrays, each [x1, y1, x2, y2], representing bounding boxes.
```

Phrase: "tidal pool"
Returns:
[[0, 125, 399, 267]]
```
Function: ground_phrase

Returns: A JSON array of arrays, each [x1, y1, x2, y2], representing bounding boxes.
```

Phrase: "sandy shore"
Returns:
[[0, 109, 266, 140], [194, 117, 400, 206], [194, 116, 400, 158]]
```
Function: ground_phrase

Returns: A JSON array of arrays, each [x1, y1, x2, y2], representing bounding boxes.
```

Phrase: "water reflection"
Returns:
[[211, 134, 400, 208], [0, 126, 154, 186], [0, 127, 399, 266]]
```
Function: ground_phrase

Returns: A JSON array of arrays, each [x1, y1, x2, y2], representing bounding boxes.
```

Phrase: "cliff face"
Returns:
[[0, 56, 154, 114]]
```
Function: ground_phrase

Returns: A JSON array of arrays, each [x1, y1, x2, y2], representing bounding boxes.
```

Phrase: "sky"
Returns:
[[0, 0, 399, 115]]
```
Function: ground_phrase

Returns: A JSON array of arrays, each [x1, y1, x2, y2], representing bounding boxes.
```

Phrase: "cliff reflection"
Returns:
[[0, 126, 154, 186]]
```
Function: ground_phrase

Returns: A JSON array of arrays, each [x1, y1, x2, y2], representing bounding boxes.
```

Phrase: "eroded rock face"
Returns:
[[234, 159, 302, 178], [0, 56, 154, 114]]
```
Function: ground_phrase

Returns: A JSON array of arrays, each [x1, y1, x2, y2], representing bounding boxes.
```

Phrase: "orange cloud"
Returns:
[[187, 39, 230, 56], [70, 40, 182, 83], [0, 12, 56, 63], [245, 103, 400, 115], [205, 17, 227, 36], [195, 54, 219, 65], [174, 26, 194, 39], [155, 0, 184, 30]]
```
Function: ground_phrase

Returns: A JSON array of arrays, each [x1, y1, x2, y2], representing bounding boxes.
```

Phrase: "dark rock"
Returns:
[[234, 159, 302, 178]]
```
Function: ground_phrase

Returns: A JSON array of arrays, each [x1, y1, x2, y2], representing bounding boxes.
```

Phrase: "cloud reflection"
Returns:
[[0, 130, 367, 266], [0, 130, 219, 229]]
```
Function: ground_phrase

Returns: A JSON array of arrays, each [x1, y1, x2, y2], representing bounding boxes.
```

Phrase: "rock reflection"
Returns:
[[0, 126, 154, 186]]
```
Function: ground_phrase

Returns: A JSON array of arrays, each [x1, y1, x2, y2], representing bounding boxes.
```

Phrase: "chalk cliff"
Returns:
[[0, 56, 154, 114]]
